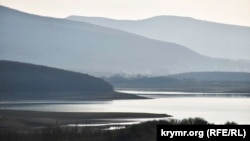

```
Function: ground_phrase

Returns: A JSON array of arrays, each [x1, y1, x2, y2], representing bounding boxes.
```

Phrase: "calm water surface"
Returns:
[[1, 90, 250, 124]]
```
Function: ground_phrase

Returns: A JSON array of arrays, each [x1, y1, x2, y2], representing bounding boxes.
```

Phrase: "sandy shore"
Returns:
[[0, 110, 170, 129]]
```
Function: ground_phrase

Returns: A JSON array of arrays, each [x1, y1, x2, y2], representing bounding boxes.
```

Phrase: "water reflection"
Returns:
[[0, 91, 250, 124], [116, 90, 250, 98]]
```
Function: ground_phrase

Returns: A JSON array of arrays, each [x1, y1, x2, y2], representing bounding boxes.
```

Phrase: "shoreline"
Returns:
[[0, 91, 148, 101], [0, 109, 171, 129]]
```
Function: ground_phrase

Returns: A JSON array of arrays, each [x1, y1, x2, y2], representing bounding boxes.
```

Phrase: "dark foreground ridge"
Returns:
[[0, 60, 144, 100], [0, 110, 237, 141]]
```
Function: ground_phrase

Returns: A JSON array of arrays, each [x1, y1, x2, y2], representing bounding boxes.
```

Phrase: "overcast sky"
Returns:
[[1, 0, 250, 26]]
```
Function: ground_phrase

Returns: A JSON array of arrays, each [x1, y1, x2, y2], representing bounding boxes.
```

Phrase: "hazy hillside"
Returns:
[[0, 61, 142, 100], [68, 16, 250, 60], [105, 72, 250, 92], [1, 6, 250, 77], [170, 72, 250, 81]]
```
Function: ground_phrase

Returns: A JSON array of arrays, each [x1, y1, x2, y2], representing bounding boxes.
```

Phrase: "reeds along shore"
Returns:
[[0, 117, 237, 141]]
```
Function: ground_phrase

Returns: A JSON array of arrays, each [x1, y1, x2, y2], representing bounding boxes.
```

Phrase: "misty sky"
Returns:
[[1, 0, 250, 26]]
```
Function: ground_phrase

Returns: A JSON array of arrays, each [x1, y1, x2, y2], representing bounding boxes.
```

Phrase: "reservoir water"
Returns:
[[1, 90, 250, 124]]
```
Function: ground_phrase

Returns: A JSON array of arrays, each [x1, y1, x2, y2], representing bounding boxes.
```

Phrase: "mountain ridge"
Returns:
[[1, 6, 250, 76], [68, 15, 250, 28], [67, 15, 250, 60]]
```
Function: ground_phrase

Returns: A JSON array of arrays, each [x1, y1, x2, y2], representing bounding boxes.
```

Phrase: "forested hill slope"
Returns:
[[0, 61, 141, 100], [0, 60, 112, 92]]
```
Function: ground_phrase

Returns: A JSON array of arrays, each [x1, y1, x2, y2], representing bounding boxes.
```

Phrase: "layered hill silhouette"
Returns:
[[68, 16, 250, 60], [0, 61, 142, 100], [1, 6, 250, 76]]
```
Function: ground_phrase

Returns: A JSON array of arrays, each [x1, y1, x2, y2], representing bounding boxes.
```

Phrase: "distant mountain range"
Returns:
[[1, 6, 250, 76], [68, 15, 250, 60], [0, 60, 142, 100]]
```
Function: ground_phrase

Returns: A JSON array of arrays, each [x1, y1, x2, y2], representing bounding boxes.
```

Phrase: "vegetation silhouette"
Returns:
[[0, 117, 236, 141]]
